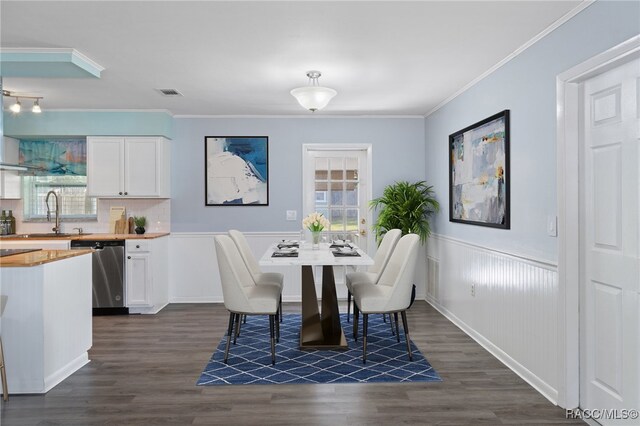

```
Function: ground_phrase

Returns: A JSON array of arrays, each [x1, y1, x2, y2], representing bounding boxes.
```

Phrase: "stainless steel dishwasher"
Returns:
[[71, 239, 128, 315]]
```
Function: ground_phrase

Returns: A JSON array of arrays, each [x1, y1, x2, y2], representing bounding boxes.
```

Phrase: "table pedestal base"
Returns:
[[300, 265, 347, 349]]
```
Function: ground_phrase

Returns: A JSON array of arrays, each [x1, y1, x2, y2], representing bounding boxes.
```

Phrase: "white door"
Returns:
[[580, 58, 639, 423], [302, 146, 372, 253]]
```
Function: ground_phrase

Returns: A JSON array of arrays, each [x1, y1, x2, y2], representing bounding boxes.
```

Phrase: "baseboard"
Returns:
[[129, 302, 169, 314], [169, 296, 222, 304], [425, 295, 559, 405], [43, 353, 90, 394]]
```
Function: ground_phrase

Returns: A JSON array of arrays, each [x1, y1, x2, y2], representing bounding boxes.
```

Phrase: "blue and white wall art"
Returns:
[[205, 136, 269, 206]]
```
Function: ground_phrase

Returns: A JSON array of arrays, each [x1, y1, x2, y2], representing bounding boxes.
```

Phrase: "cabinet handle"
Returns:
[[127, 256, 131, 259], [124, 192, 128, 195], [136, 245, 140, 248], [119, 192, 123, 195]]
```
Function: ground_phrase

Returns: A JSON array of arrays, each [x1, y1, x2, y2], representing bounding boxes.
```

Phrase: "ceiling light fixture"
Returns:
[[290, 71, 337, 112], [9, 98, 21, 113], [2, 90, 43, 114]]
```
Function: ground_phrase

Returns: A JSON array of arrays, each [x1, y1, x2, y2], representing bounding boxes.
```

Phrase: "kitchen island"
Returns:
[[0, 249, 93, 394]]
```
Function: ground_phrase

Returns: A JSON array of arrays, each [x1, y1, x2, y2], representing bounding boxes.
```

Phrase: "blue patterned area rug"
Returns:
[[197, 313, 442, 385]]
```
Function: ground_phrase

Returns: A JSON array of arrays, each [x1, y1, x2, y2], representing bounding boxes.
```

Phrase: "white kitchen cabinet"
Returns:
[[86, 136, 170, 198], [1, 137, 22, 199], [125, 237, 168, 314]]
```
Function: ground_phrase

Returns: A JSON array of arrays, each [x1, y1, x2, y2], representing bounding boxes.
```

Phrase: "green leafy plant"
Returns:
[[133, 216, 147, 227], [370, 181, 440, 244]]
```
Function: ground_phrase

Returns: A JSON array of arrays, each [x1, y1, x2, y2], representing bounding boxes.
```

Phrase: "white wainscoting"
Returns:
[[168, 232, 427, 304], [426, 234, 559, 404]]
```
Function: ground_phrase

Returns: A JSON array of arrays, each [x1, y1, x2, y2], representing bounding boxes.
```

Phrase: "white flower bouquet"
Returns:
[[302, 212, 330, 232]]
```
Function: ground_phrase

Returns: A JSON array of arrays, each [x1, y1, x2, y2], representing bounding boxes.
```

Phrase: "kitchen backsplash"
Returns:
[[0, 198, 171, 234]]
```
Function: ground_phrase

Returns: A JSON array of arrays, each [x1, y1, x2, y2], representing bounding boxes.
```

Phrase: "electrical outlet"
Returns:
[[471, 283, 476, 297], [286, 210, 297, 221]]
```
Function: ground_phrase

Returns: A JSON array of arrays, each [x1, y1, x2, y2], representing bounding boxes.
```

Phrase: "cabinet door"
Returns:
[[126, 253, 152, 307], [0, 171, 21, 199], [1, 137, 21, 199], [87, 137, 124, 196], [124, 138, 160, 197]]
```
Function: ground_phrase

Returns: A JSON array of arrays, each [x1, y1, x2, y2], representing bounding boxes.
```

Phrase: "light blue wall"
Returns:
[[3, 111, 174, 139], [171, 117, 425, 232], [424, 0, 640, 262]]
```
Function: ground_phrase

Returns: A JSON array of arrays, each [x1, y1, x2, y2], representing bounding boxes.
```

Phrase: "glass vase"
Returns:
[[311, 231, 321, 250]]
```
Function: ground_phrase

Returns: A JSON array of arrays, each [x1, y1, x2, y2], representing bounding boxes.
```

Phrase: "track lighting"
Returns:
[[2, 90, 43, 114]]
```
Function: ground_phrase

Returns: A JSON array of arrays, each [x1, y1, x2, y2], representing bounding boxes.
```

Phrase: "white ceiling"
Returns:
[[1, 1, 584, 116]]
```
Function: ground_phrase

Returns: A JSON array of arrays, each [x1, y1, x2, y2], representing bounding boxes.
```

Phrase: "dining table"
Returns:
[[259, 241, 374, 350]]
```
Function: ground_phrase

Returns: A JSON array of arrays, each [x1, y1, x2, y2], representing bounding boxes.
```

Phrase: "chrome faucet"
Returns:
[[45, 190, 61, 234]]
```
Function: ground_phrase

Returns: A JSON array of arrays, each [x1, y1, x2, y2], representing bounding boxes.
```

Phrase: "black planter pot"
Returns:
[[135, 226, 146, 235]]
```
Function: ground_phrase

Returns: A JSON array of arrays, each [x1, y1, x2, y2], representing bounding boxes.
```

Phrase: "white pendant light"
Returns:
[[9, 98, 21, 113], [32, 99, 41, 113], [290, 71, 337, 112]]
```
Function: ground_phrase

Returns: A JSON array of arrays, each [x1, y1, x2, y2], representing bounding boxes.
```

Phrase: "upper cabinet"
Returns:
[[87, 136, 170, 198], [0, 137, 22, 199]]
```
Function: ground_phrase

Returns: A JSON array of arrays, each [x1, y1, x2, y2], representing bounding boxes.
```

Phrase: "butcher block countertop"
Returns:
[[0, 232, 170, 241], [0, 249, 93, 267], [73, 232, 170, 240]]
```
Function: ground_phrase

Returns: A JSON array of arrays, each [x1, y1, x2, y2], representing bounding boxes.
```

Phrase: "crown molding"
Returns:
[[424, 0, 595, 118]]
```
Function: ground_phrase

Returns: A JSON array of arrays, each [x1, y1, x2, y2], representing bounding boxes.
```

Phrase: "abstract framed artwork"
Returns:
[[205, 136, 269, 206], [449, 110, 510, 229]]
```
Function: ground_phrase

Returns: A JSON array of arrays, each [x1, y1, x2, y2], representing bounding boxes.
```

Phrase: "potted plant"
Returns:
[[370, 181, 439, 308], [133, 216, 147, 235], [370, 180, 440, 244]]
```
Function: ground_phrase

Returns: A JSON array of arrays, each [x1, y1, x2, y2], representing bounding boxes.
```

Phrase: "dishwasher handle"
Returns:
[[70, 240, 125, 249]]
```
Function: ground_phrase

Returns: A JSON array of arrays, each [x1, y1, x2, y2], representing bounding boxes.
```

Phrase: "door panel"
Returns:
[[303, 146, 371, 296], [592, 280, 622, 399], [580, 58, 639, 422], [591, 144, 622, 249]]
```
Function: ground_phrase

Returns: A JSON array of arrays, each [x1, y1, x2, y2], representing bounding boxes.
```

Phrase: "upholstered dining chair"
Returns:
[[214, 235, 282, 365], [351, 233, 420, 363], [345, 228, 402, 322], [229, 229, 284, 322], [0, 295, 8, 401]]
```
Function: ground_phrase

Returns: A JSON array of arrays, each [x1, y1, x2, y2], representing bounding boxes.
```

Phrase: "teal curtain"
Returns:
[[19, 138, 87, 175]]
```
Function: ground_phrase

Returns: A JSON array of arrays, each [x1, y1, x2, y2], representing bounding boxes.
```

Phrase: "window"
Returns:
[[22, 175, 97, 221], [19, 138, 96, 221], [314, 156, 360, 236]]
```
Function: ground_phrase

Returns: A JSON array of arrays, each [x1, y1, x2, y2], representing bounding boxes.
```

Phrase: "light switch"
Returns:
[[547, 215, 557, 237], [286, 210, 297, 221]]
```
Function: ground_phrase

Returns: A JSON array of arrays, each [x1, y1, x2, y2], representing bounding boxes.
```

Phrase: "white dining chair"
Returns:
[[345, 229, 402, 322], [0, 295, 8, 401], [214, 235, 282, 365], [352, 233, 420, 363], [229, 229, 284, 322]]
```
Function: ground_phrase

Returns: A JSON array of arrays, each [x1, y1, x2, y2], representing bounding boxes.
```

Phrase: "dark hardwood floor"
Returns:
[[0, 302, 581, 425]]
